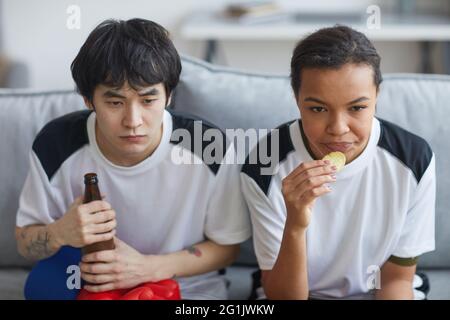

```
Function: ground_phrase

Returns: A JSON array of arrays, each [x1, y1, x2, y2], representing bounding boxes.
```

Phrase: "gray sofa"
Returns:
[[0, 56, 449, 300]]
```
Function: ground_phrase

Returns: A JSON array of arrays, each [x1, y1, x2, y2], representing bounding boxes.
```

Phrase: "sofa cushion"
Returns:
[[0, 268, 28, 299], [224, 267, 450, 300], [375, 74, 450, 268], [424, 269, 450, 300], [1, 266, 447, 300], [173, 56, 299, 130], [1, 57, 449, 270], [0, 90, 84, 268]]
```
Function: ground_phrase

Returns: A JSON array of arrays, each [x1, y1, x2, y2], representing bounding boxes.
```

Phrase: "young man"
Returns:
[[241, 26, 435, 300], [15, 18, 250, 300]]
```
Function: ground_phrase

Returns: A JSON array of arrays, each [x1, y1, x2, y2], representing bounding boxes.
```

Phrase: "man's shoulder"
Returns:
[[377, 118, 433, 183], [32, 110, 91, 180], [168, 109, 231, 175]]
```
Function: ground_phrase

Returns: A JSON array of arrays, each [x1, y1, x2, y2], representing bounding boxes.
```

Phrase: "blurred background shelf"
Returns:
[[182, 11, 450, 41], [181, 10, 450, 74]]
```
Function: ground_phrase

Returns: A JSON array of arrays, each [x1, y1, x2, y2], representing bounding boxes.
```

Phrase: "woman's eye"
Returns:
[[350, 106, 367, 112], [309, 106, 326, 113]]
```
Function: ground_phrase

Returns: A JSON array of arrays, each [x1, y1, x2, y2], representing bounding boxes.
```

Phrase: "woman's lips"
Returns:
[[323, 142, 353, 152]]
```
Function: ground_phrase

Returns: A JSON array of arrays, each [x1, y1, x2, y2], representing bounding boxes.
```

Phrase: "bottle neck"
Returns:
[[84, 183, 101, 203]]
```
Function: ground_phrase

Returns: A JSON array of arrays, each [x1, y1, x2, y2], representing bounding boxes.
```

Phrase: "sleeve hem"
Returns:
[[205, 229, 252, 245], [388, 255, 419, 266], [258, 263, 276, 271], [16, 214, 54, 228], [391, 244, 435, 259]]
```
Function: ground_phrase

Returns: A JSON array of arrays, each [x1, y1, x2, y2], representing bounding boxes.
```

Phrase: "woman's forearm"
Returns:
[[264, 221, 309, 300], [375, 280, 414, 300]]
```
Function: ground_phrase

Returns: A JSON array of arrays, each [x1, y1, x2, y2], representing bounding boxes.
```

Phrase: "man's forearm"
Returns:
[[16, 224, 63, 261], [264, 221, 309, 300], [150, 240, 240, 279]]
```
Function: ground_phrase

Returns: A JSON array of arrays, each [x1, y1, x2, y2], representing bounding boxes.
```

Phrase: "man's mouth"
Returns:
[[120, 135, 146, 143]]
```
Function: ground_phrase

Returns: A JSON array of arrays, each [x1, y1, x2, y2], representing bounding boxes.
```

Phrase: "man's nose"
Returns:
[[122, 104, 143, 129]]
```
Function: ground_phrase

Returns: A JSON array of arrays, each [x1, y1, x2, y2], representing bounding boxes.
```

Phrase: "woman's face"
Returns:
[[296, 63, 378, 164]]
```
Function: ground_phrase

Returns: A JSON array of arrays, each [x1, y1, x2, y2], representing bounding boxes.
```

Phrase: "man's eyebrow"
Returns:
[[347, 97, 370, 105], [138, 88, 159, 96], [103, 90, 126, 99]]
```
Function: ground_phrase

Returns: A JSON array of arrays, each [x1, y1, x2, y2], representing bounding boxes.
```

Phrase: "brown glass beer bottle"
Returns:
[[81, 173, 115, 256]]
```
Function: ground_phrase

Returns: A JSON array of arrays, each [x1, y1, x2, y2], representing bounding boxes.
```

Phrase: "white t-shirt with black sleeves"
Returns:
[[17, 109, 251, 300], [241, 117, 435, 299]]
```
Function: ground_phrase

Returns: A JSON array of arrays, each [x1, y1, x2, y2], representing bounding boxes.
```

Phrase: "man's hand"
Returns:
[[79, 237, 167, 292], [52, 196, 117, 248], [282, 159, 336, 229]]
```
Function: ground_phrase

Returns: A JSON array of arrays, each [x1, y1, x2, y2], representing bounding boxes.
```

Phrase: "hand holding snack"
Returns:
[[322, 151, 346, 172], [282, 152, 346, 229]]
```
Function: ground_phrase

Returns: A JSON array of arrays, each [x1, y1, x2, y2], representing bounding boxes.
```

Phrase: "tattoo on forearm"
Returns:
[[25, 229, 54, 260], [187, 246, 202, 257]]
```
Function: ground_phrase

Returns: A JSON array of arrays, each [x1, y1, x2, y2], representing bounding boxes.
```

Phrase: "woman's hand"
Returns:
[[282, 159, 337, 229]]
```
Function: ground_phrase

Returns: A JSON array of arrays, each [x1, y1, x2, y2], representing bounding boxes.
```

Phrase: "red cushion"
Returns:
[[77, 279, 181, 300]]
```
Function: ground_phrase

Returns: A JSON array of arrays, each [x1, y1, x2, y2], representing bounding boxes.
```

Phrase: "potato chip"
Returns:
[[322, 151, 346, 172]]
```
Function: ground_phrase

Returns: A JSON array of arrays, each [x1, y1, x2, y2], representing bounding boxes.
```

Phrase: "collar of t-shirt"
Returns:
[[291, 118, 381, 180], [86, 109, 173, 175]]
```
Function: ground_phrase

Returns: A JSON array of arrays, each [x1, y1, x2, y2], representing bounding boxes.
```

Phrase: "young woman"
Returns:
[[241, 25, 435, 300]]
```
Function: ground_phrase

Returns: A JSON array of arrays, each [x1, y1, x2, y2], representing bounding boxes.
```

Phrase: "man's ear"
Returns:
[[83, 97, 94, 111], [166, 94, 172, 107]]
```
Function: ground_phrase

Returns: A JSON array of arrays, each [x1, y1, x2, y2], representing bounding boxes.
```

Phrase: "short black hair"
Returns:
[[71, 18, 181, 103], [290, 25, 382, 97]]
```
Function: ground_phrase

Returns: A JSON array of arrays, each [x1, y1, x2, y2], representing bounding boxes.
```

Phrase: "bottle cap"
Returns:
[[84, 173, 98, 184]]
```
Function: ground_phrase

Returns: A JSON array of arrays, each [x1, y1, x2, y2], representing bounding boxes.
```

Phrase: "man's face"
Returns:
[[297, 63, 378, 164], [85, 82, 168, 167]]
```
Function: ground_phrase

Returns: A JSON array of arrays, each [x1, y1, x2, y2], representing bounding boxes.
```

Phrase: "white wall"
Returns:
[[1, 0, 227, 89], [0, 0, 446, 90]]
